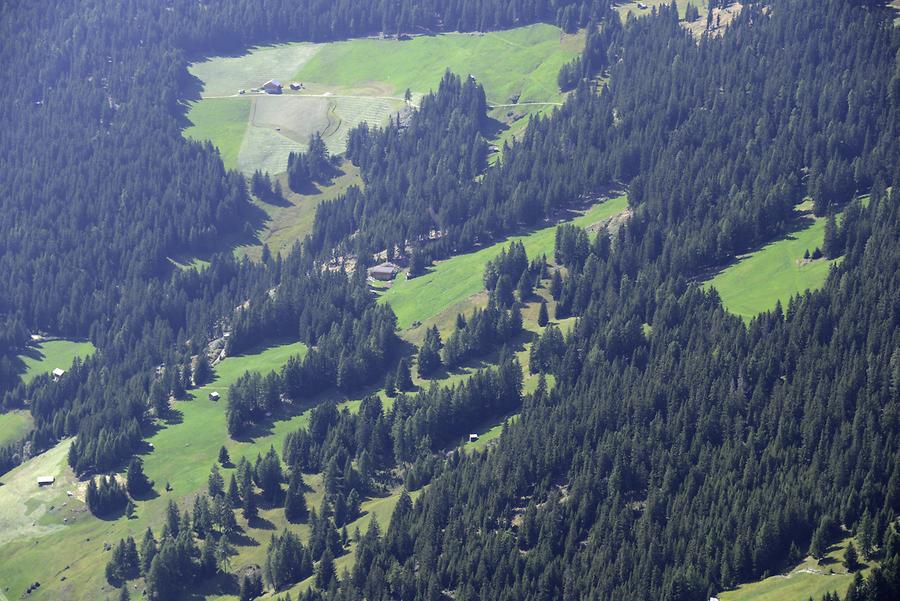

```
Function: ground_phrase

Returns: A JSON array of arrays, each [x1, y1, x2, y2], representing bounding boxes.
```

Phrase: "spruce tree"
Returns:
[[316, 549, 336, 590], [218, 445, 231, 466], [550, 270, 563, 300], [844, 541, 860, 572], [538, 299, 549, 327], [284, 470, 309, 523], [227, 473, 242, 507], [208, 464, 225, 498], [126, 457, 151, 496], [395, 358, 413, 391]]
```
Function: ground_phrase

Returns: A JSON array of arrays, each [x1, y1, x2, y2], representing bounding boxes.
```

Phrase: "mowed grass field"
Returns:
[[19, 339, 96, 384], [183, 97, 251, 170], [294, 24, 583, 104], [719, 535, 874, 601], [184, 24, 581, 176], [380, 195, 629, 330], [703, 205, 839, 321]]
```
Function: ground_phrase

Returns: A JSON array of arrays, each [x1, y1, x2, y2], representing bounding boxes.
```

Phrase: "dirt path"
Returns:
[[202, 92, 408, 102], [490, 101, 563, 107], [201, 93, 562, 109]]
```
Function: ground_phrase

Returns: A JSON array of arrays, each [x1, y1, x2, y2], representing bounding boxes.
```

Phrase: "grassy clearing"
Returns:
[[380, 195, 629, 330], [184, 97, 251, 171], [0, 410, 33, 448], [719, 535, 874, 601], [19, 339, 96, 384], [614, 0, 708, 22], [703, 207, 838, 321], [295, 24, 582, 104], [185, 24, 580, 176], [487, 104, 549, 163], [189, 44, 321, 98], [237, 162, 364, 261]]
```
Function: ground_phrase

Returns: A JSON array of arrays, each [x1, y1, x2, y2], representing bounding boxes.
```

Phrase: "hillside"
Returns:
[[0, 1, 897, 601]]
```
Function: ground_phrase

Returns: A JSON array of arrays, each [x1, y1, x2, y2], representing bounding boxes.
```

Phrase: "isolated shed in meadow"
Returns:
[[262, 79, 283, 94], [51, 368, 66, 381], [209, 391, 220, 401], [368, 262, 400, 281], [468, 433, 479, 443], [37, 476, 55, 486]]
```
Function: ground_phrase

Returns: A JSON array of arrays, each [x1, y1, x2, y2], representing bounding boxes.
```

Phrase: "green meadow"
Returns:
[[295, 24, 582, 104], [183, 97, 251, 171], [0, 410, 33, 448], [19, 339, 96, 384], [381, 195, 629, 330], [719, 535, 874, 601], [704, 207, 839, 321], [184, 24, 581, 176]]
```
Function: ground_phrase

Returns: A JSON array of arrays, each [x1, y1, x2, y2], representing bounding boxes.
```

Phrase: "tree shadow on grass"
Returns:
[[161, 407, 185, 426], [482, 114, 509, 141], [228, 529, 260, 548], [247, 515, 276, 530], [183, 572, 240, 600]]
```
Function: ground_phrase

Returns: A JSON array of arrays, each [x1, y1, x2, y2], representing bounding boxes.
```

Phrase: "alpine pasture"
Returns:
[[703, 202, 841, 321], [19, 339, 96, 384], [380, 194, 629, 330], [183, 23, 582, 176], [718, 535, 876, 601]]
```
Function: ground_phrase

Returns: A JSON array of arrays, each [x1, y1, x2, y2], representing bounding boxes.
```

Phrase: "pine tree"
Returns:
[[284, 470, 309, 523], [218, 445, 231, 466], [844, 541, 860, 572], [417, 326, 443, 378], [227, 473, 242, 507], [550, 270, 563, 300], [194, 353, 211, 387], [316, 549, 336, 590], [823, 214, 841, 258], [242, 475, 258, 521], [208, 464, 225, 498], [140, 528, 157, 575], [125, 457, 151, 497], [538, 300, 549, 327], [395, 358, 413, 391]]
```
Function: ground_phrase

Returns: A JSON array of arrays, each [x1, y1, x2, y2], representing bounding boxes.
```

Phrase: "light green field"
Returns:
[[704, 210, 838, 321], [719, 535, 874, 601], [183, 97, 251, 170], [615, 0, 709, 22], [380, 195, 628, 329], [184, 24, 581, 176], [0, 409, 33, 448], [295, 24, 582, 104], [19, 339, 96, 384], [190, 44, 322, 98]]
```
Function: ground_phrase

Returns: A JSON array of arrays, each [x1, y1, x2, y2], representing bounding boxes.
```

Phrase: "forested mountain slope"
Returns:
[[0, 0, 604, 476], [295, 1, 900, 600], [0, 0, 896, 600]]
